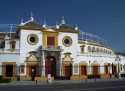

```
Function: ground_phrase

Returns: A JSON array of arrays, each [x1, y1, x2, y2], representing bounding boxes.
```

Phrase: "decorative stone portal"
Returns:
[[45, 56, 56, 77], [63, 62, 72, 77], [26, 52, 40, 78], [62, 53, 73, 78]]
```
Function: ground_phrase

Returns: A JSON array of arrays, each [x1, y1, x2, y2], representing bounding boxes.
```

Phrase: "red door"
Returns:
[[28, 65, 38, 77], [45, 56, 56, 77], [93, 65, 99, 76], [64, 64, 72, 77], [105, 65, 108, 74], [81, 65, 87, 75], [112, 64, 117, 75], [47, 36, 55, 48]]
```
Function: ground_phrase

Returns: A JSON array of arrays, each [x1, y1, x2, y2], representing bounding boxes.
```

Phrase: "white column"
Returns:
[[87, 63, 91, 75], [16, 64, 20, 76], [24, 63, 27, 76], [109, 64, 112, 74], [84, 45, 88, 53], [0, 63, 2, 76], [59, 56, 62, 76], [42, 51, 45, 76], [100, 65, 104, 74]]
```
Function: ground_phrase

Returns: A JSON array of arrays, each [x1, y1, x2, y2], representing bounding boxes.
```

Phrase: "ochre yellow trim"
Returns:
[[79, 61, 88, 66], [70, 75, 87, 80], [79, 62, 87, 76], [104, 65, 110, 74], [91, 63, 99, 66], [42, 30, 58, 48], [2, 62, 16, 79]]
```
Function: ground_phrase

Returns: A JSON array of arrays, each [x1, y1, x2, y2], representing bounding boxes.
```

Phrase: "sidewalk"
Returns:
[[0, 78, 125, 86]]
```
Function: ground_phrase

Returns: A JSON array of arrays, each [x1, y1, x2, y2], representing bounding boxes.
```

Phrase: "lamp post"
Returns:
[[88, 60, 91, 78], [115, 55, 121, 79]]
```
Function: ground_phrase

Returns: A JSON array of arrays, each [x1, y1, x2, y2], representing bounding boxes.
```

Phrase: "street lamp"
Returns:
[[115, 55, 121, 79]]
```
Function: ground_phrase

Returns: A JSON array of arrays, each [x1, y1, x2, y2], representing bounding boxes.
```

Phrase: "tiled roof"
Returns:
[[17, 21, 43, 30], [54, 24, 79, 33]]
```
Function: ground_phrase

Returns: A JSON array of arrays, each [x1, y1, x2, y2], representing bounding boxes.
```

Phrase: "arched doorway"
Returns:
[[92, 64, 99, 77], [79, 62, 87, 76], [26, 53, 40, 79], [45, 56, 56, 77], [104, 64, 109, 74], [112, 64, 117, 75], [64, 63, 72, 77], [80, 65, 87, 76]]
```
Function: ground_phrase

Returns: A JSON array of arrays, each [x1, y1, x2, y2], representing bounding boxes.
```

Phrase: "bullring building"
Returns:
[[0, 16, 125, 80]]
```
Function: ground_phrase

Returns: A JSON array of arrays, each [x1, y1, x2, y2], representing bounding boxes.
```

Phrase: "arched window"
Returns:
[[20, 65, 25, 73], [88, 46, 91, 52], [80, 45, 85, 53], [10, 40, 16, 50], [0, 40, 5, 49], [103, 49, 106, 53], [100, 48, 103, 53], [97, 48, 99, 52], [92, 47, 95, 52], [74, 63, 78, 73], [123, 65, 125, 71]]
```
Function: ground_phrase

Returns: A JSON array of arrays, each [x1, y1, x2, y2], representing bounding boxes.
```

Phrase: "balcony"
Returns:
[[41, 46, 62, 52], [0, 48, 20, 54]]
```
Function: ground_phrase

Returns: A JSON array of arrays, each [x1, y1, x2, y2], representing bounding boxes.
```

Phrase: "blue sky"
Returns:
[[0, 0, 125, 52]]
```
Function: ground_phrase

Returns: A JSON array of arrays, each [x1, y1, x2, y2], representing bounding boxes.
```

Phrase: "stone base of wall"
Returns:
[[100, 74, 110, 79], [2, 76, 17, 80], [19, 76, 31, 80], [70, 75, 87, 80], [35, 76, 46, 80]]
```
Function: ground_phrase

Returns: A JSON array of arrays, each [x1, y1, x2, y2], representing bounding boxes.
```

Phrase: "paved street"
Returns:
[[0, 79, 125, 91]]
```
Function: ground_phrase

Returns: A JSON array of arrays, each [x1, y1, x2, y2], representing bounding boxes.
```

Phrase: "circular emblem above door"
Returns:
[[62, 36, 72, 47], [27, 34, 38, 45]]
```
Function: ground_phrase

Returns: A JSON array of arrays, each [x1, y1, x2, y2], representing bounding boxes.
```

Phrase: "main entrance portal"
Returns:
[[45, 56, 56, 77]]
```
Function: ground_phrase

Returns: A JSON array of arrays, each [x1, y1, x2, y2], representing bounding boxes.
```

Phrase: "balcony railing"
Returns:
[[42, 46, 62, 51], [0, 48, 20, 54]]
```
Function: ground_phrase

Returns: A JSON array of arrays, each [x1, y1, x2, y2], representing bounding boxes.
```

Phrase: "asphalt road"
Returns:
[[0, 80, 125, 91]]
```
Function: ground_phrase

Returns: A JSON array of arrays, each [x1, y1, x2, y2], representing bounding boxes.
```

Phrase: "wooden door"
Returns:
[[93, 65, 99, 76], [104, 65, 108, 74], [81, 65, 87, 75], [64, 64, 72, 77], [112, 64, 117, 75], [45, 56, 56, 77], [47, 36, 55, 48]]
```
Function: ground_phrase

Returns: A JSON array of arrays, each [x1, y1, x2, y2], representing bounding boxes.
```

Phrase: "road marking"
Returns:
[[60, 85, 125, 91]]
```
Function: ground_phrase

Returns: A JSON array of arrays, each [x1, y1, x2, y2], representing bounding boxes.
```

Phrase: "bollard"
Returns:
[[35, 80, 37, 85], [47, 74, 52, 84]]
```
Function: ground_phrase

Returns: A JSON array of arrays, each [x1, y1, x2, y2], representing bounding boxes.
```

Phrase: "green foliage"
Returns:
[[0, 76, 11, 83], [87, 74, 100, 79]]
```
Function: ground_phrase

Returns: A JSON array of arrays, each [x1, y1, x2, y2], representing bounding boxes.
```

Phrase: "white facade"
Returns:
[[0, 17, 125, 80], [20, 29, 42, 64]]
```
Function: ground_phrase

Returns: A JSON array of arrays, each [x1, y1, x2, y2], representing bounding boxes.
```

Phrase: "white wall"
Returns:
[[0, 62, 2, 75], [58, 32, 78, 61], [0, 53, 19, 64], [20, 29, 42, 64]]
